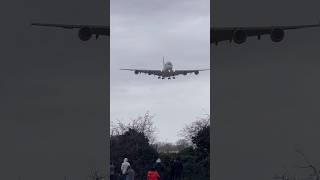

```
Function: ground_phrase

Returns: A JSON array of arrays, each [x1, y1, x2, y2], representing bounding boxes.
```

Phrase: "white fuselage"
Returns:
[[162, 62, 174, 75]]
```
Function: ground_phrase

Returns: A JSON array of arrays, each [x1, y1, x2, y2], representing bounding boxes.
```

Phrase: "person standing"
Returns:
[[154, 158, 164, 180], [147, 167, 160, 180], [121, 158, 130, 180], [126, 165, 135, 180]]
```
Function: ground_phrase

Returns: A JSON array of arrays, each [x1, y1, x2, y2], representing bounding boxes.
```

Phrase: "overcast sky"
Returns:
[[110, 0, 210, 143]]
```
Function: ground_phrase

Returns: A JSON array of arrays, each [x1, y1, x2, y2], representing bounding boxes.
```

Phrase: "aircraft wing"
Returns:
[[173, 69, 210, 76], [31, 23, 109, 38], [211, 22, 320, 44], [120, 69, 162, 76]]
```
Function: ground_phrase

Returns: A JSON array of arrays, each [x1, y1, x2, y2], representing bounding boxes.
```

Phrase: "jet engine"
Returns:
[[270, 28, 285, 42], [134, 70, 139, 74], [78, 27, 92, 41], [194, 71, 199, 75], [233, 30, 247, 44]]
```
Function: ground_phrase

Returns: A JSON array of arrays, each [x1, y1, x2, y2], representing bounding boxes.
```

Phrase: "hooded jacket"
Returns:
[[121, 158, 130, 175], [147, 170, 160, 180]]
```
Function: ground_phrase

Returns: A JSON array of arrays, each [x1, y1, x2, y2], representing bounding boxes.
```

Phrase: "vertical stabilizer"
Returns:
[[162, 56, 165, 67]]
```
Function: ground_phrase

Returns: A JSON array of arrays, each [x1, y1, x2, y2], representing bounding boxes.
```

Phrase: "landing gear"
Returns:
[[158, 76, 161, 79], [172, 76, 175, 79], [168, 77, 171, 80]]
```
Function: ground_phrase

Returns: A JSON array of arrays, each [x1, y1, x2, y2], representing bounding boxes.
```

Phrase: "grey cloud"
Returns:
[[111, 0, 210, 143]]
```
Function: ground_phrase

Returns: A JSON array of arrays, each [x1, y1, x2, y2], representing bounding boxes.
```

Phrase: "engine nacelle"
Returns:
[[270, 28, 285, 42], [233, 30, 247, 44], [134, 70, 139, 74], [78, 27, 92, 41], [194, 71, 199, 75]]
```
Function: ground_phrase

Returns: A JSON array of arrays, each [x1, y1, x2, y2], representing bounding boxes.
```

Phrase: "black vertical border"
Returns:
[[210, 0, 214, 179], [106, 0, 110, 178]]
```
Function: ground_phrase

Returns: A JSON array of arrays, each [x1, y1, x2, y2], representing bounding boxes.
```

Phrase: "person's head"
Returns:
[[123, 158, 128, 162], [156, 158, 161, 163], [150, 167, 156, 171]]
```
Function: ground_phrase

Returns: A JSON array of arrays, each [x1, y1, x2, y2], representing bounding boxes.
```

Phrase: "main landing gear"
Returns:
[[158, 76, 175, 80]]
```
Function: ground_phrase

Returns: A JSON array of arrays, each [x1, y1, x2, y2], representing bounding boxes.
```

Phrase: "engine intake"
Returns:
[[233, 30, 247, 44], [270, 28, 285, 42], [134, 70, 139, 74], [194, 71, 199, 75], [78, 27, 92, 41]]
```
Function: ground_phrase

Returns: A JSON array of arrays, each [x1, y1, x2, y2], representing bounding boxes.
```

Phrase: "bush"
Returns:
[[110, 128, 158, 179]]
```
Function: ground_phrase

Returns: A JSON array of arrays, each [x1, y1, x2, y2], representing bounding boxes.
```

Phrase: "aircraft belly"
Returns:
[[162, 71, 173, 77]]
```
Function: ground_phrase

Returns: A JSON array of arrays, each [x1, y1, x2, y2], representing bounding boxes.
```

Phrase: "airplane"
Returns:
[[211, 21, 320, 45], [120, 57, 209, 79], [31, 23, 110, 41], [31, 21, 320, 44]]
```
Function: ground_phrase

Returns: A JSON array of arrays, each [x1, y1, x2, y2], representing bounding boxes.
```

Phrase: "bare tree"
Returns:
[[111, 111, 157, 143], [295, 149, 319, 180], [179, 114, 210, 143]]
